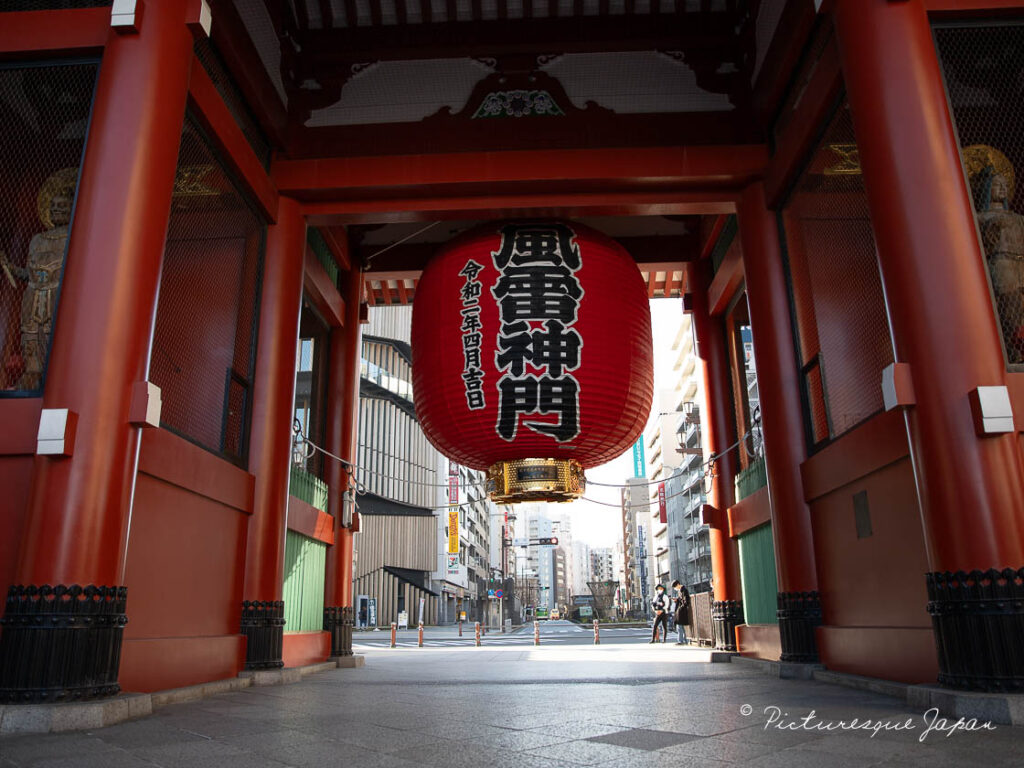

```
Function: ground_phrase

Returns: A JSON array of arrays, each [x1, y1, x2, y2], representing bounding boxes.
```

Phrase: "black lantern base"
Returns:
[[712, 599, 743, 651], [324, 605, 354, 657], [0, 584, 127, 704], [927, 568, 1024, 692], [778, 591, 821, 663], [241, 600, 284, 670]]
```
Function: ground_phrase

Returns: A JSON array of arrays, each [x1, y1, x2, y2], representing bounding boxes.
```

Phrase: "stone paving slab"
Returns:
[[1, 644, 1021, 766]]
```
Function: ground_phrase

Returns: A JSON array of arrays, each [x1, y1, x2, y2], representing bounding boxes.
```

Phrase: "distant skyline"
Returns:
[[565, 298, 686, 548]]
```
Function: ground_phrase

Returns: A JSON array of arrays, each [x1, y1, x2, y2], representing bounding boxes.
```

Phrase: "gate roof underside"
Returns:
[[202, 1, 804, 301], [211, 0, 794, 158]]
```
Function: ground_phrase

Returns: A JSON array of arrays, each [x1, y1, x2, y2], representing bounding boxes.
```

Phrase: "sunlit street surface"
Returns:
[[3, 623, 1020, 768]]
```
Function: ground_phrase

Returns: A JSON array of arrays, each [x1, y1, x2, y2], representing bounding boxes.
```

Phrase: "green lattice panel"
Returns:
[[737, 522, 779, 625], [283, 530, 327, 633]]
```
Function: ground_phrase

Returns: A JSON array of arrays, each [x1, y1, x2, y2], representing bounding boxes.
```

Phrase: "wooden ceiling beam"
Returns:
[[294, 0, 311, 29], [318, 0, 335, 28], [356, 235, 698, 276], [206, 0, 289, 148], [303, 192, 739, 226], [298, 14, 737, 67], [275, 145, 767, 196]]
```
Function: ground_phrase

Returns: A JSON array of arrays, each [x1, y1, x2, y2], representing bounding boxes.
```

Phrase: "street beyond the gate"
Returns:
[[353, 619, 653, 649], [2, 624, 1021, 768]]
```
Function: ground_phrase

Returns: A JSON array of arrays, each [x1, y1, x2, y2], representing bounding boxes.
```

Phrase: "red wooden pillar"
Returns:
[[0, 1, 193, 702], [834, 0, 1024, 690], [241, 197, 305, 670], [687, 260, 743, 651], [323, 258, 363, 658], [737, 183, 821, 662]]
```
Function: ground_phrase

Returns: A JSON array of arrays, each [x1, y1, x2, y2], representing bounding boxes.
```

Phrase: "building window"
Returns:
[[294, 300, 330, 478], [724, 291, 763, 468], [0, 61, 98, 395], [779, 99, 894, 449], [934, 23, 1024, 370], [150, 114, 265, 464]]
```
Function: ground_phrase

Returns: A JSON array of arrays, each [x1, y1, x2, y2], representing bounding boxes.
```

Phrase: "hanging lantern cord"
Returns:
[[586, 411, 763, 490], [290, 409, 761, 507], [291, 419, 487, 495]]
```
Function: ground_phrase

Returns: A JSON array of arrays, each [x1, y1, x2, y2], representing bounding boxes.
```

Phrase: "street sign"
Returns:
[[512, 537, 528, 547], [448, 508, 459, 554], [495, 589, 504, 598], [487, 589, 495, 598], [632, 439, 646, 478]]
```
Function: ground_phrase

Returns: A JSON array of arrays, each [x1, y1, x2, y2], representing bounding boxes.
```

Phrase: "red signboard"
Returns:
[[411, 221, 653, 470], [448, 475, 459, 504], [658, 482, 667, 524]]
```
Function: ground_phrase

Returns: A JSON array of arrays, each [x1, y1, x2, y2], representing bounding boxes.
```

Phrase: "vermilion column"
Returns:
[[834, 0, 1024, 690], [241, 197, 305, 670], [324, 259, 363, 659], [737, 183, 820, 662], [0, 1, 193, 702], [687, 260, 743, 651]]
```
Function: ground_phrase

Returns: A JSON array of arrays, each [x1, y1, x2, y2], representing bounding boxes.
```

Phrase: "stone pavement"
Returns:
[[1, 644, 1021, 767]]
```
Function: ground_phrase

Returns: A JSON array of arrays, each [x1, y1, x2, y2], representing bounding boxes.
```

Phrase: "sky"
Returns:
[[561, 298, 688, 548]]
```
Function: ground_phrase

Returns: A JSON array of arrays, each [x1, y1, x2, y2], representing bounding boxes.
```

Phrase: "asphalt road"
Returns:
[[353, 618, 665, 648]]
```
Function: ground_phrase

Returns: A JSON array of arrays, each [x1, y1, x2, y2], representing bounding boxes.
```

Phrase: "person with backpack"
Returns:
[[672, 580, 691, 646]]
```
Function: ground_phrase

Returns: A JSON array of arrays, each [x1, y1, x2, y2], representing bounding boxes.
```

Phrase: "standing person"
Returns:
[[672, 580, 691, 646], [650, 584, 669, 643]]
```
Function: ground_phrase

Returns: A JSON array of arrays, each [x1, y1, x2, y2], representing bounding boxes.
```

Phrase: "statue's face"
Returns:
[[50, 195, 71, 227], [991, 174, 1009, 206]]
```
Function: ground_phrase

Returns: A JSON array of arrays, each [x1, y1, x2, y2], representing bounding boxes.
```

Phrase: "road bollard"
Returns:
[[418, 622, 424, 647], [594, 619, 600, 645], [458, 620, 462, 637], [482, 622, 487, 637], [390, 622, 397, 648], [534, 620, 540, 646], [474, 622, 481, 647]]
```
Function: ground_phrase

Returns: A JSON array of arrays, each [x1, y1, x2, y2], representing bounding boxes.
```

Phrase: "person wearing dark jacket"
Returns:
[[672, 580, 691, 645], [650, 585, 670, 643]]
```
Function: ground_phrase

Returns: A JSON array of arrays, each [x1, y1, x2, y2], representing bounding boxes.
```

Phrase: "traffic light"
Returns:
[[536, 536, 559, 545]]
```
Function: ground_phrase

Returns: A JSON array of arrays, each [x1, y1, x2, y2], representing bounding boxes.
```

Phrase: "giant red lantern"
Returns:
[[412, 221, 653, 503]]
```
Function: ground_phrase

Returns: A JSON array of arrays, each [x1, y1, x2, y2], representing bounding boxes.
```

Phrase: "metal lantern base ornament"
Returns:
[[487, 458, 585, 504]]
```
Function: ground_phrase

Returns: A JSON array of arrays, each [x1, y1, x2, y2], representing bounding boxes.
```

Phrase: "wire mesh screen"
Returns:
[[193, 37, 273, 170], [934, 23, 1024, 369], [150, 114, 265, 464], [2, 1, 112, 9], [779, 100, 894, 448], [0, 61, 98, 395]]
